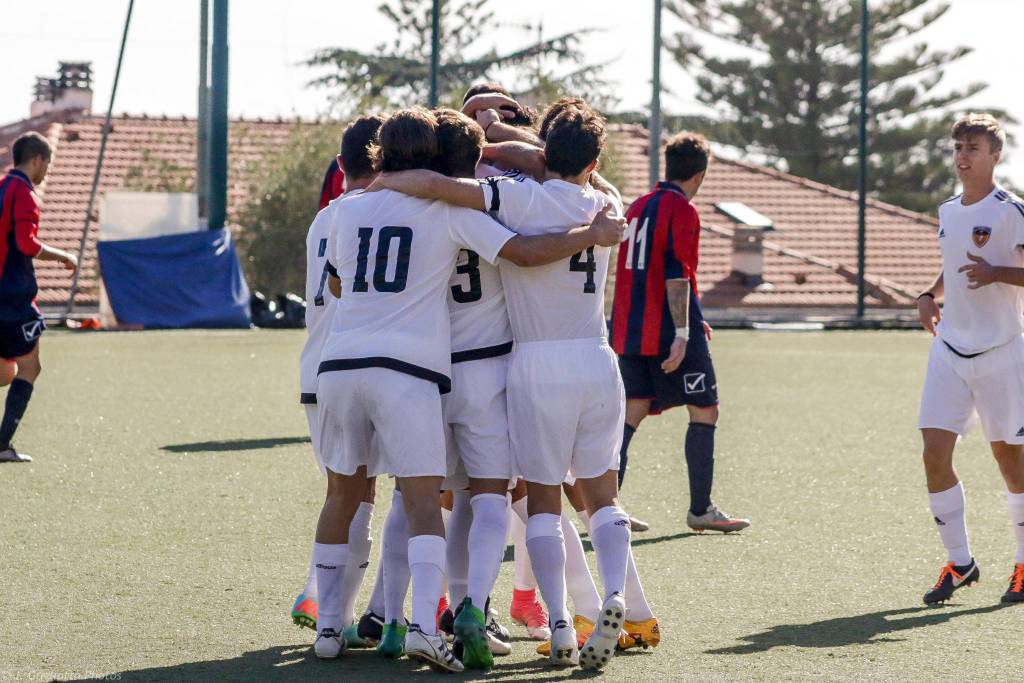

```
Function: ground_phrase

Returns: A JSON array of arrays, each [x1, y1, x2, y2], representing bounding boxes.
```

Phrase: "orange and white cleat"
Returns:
[[510, 588, 550, 640], [617, 618, 661, 651], [536, 615, 593, 655], [687, 504, 750, 533]]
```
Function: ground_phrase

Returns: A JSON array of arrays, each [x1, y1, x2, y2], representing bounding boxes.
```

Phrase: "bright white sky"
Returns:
[[2, 0, 1022, 185]]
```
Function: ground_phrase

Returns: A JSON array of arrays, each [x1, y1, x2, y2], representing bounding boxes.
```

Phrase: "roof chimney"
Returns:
[[715, 201, 774, 289], [31, 62, 93, 117]]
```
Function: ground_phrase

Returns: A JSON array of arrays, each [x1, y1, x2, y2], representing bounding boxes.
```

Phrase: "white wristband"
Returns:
[[675, 327, 690, 342]]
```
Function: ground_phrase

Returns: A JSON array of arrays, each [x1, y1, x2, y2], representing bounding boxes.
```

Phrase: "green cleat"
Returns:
[[377, 619, 407, 659], [343, 622, 371, 648], [453, 598, 493, 670]]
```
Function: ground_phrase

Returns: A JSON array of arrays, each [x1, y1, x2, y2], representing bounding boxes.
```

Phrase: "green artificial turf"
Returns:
[[2, 329, 1022, 682]]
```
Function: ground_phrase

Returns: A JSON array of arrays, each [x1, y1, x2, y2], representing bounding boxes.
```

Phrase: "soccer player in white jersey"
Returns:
[[292, 114, 385, 636], [372, 103, 655, 670], [916, 113, 1024, 605], [311, 108, 625, 671]]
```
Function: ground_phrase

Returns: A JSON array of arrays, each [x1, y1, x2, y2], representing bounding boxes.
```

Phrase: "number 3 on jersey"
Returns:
[[569, 247, 597, 293], [353, 226, 413, 293]]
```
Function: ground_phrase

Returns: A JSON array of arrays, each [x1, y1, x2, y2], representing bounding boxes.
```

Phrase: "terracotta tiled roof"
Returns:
[[1, 112, 940, 312], [608, 124, 941, 310]]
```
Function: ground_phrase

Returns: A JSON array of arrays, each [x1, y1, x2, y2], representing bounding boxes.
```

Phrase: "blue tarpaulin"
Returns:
[[97, 228, 251, 329]]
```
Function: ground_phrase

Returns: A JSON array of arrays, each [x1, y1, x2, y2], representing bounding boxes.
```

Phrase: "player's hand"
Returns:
[[589, 206, 627, 247], [958, 251, 998, 289], [476, 108, 502, 134], [917, 294, 941, 335], [661, 337, 686, 373], [60, 252, 78, 273], [462, 94, 520, 120]]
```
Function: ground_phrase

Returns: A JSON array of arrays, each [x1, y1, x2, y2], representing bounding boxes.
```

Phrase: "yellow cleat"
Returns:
[[536, 615, 594, 655], [617, 618, 661, 651]]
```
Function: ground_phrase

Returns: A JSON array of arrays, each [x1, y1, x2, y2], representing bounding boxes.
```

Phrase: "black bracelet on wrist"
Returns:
[[917, 292, 935, 300]]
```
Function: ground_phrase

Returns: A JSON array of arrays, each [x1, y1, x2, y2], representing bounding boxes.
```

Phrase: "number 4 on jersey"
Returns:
[[569, 247, 597, 293]]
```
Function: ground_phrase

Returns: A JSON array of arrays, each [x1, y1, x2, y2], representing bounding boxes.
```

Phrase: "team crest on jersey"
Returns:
[[972, 226, 992, 247]]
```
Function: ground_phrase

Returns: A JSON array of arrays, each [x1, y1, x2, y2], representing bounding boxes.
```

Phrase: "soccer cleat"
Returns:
[[436, 594, 450, 632], [687, 504, 750, 533], [510, 588, 550, 640], [405, 623, 464, 673], [486, 607, 512, 644], [291, 592, 318, 630], [439, 607, 455, 636], [617, 618, 661, 651], [377, 619, 408, 658], [537, 614, 593, 655], [452, 598, 492, 670], [580, 593, 625, 670], [0, 447, 32, 463], [629, 515, 650, 532], [313, 628, 345, 659], [342, 622, 372, 648], [357, 610, 384, 643], [546, 618, 579, 667], [1001, 563, 1024, 604], [923, 559, 980, 604]]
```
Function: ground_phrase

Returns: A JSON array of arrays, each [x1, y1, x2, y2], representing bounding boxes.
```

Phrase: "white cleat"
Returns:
[[547, 619, 579, 667], [579, 593, 625, 670], [687, 504, 750, 533], [314, 628, 346, 659], [488, 631, 512, 656], [0, 447, 32, 463], [405, 624, 464, 673]]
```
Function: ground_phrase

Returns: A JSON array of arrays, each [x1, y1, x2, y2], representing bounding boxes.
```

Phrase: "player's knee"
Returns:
[[0, 360, 15, 386], [690, 404, 718, 425], [15, 356, 40, 381]]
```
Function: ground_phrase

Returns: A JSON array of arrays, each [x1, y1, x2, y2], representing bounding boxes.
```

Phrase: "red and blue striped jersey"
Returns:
[[0, 170, 43, 317], [611, 181, 701, 356], [318, 157, 345, 210]]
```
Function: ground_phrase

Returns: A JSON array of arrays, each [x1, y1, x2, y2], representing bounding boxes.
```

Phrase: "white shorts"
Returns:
[[316, 367, 447, 478], [304, 403, 327, 475], [442, 354, 514, 487], [919, 334, 1024, 445], [508, 338, 625, 486]]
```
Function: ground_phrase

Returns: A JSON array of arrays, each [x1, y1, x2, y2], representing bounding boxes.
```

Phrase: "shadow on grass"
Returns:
[[65, 644, 608, 682], [161, 436, 311, 453], [707, 603, 1010, 655]]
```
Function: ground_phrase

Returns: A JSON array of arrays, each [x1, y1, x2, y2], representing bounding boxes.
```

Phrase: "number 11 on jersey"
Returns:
[[624, 216, 649, 270]]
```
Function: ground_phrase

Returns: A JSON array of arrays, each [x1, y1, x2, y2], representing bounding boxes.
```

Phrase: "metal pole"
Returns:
[[856, 0, 869, 318], [208, 0, 229, 231], [197, 0, 209, 225], [649, 0, 663, 188], [429, 0, 440, 107], [64, 0, 134, 319]]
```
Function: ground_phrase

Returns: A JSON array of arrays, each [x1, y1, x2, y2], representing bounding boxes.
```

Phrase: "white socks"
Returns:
[[467, 493, 509, 608], [589, 506, 632, 599], [1008, 490, 1024, 564], [929, 482, 972, 566], [366, 557, 386, 616], [576, 509, 591, 533], [510, 498, 537, 591], [338, 502, 374, 627], [409, 534, 447, 635], [446, 490, 472, 608], [382, 490, 411, 623], [302, 545, 318, 599], [313, 543, 348, 634], [526, 513, 569, 627], [624, 547, 654, 621], [561, 510, 600, 622]]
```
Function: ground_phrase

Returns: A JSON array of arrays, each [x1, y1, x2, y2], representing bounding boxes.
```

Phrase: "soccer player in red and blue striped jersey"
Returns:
[[318, 156, 345, 211], [610, 132, 749, 533]]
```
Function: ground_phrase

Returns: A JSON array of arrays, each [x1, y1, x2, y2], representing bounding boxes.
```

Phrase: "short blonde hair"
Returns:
[[952, 113, 1005, 153]]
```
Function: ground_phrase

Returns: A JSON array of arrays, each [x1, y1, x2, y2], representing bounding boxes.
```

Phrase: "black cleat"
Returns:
[[923, 560, 980, 604], [1001, 564, 1024, 604], [357, 610, 384, 642]]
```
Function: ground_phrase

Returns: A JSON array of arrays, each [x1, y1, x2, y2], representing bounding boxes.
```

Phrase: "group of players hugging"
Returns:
[[291, 83, 734, 674]]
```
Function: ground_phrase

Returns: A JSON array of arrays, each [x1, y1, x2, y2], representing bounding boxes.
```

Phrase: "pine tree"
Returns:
[[666, 0, 1010, 213]]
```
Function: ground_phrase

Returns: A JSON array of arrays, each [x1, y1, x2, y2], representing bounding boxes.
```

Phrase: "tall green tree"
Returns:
[[665, 0, 1009, 213], [305, 0, 615, 114]]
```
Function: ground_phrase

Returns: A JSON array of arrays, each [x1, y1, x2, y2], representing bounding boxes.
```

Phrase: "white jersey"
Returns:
[[480, 173, 619, 342], [319, 189, 515, 391], [937, 185, 1024, 355], [445, 165, 516, 358], [299, 189, 364, 399]]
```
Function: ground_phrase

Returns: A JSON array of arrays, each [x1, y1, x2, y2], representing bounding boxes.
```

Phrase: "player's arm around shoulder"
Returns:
[[497, 204, 626, 268], [367, 170, 486, 211]]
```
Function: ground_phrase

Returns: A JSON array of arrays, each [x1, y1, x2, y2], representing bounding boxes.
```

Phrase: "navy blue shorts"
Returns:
[[618, 337, 718, 414], [0, 309, 45, 360]]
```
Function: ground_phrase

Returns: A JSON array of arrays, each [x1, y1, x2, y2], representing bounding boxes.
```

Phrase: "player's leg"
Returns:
[[509, 482, 550, 640], [618, 398, 651, 487], [378, 485, 411, 657], [337, 472, 375, 636], [616, 351, 655, 489], [0, 341, 42, 463], [445, 488, 472, 616], [990, 441, 1024, 603], [292, 403, 324, 631], [0, 358, 14, 387], [918, 339, 980, 603]]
